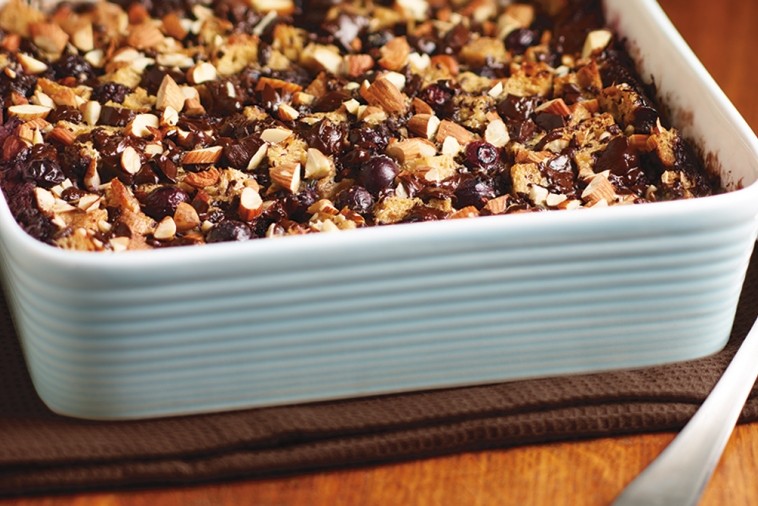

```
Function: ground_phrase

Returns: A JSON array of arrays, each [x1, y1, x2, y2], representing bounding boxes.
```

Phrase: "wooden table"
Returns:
[[4, 0, 758, 504]]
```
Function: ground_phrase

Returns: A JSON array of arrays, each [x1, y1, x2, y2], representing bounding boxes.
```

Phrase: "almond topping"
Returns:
[[156, 74, 185, 112], [8, 104, 52, 120], [277, 103, 299, 121], [535, 98, 572, 117], [17, 53, 48, 74], [581, 172, 616, 206], [162, 13, 188, 40], [30, 22, 69, 55], [255, 76, 303, 94], [304, 148, 333, 180], [408, 113, 441, 140], [386, 138, 437, 164], [361, 77, 406, 114], [378, 36, 410, 71], [260, 127, 293, 144], [48, 126, 77, 145], [182, 145, 223, 165], [582, 29, 613, 59], [270, 162, 302, 193], [72, 25, 94, 53], [187, 62, 218, 85], [435, 120, 477, 145], [125, 113, 159, 138], [483, 195, 509, 215], [412, 97, 434, 115], [82, 100, 102, 126], [343, 54, 374, 78], [238, 187, 264, 221], [174, 202, 200, 232], [120, 146, 142, 175], [450, 206, 479, 219], [127, 22, 165, 50], [153, 216, 177, 241], [484, 118, 509, 148], [246, 143, 269, 171]]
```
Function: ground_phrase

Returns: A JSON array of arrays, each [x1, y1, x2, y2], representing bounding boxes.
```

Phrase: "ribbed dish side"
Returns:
[[6, 215, 754, 419]]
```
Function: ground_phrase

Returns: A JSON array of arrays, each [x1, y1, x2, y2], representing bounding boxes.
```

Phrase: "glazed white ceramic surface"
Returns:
[[0, 0, 756, 419]]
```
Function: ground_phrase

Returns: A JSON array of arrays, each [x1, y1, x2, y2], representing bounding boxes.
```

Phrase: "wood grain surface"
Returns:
[[3, 0, 757, 504]]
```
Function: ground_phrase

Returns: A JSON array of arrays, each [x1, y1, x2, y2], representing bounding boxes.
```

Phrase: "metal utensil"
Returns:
[[613, 315, 758, 506]]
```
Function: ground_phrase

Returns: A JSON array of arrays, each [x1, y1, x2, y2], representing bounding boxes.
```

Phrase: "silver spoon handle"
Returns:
[[613, 316, 758, 506]]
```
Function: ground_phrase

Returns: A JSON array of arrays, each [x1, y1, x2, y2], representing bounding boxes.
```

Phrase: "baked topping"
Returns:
[[0, 0, 721, 251]]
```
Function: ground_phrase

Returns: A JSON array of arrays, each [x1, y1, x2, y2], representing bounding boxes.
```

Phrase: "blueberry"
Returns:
[[454, 174, 496, 209], [464, 141, 500, 171], [359, 155, 399, 195], [206, 220, 253, 243], [142, 186, 190, 220], [335, 186, 374, 214]]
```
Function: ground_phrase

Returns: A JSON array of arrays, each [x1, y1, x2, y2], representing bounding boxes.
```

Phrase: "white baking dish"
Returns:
[[1, 0, 757, 420]]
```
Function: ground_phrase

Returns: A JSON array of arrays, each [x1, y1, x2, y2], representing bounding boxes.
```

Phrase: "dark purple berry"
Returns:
[[52, 54, 96, 83], [282, 186, 318, 221], [335, 186, 374, 215], [206, 220, 253, 243], [92, 82, 131, 104], [454, 174, 496, 209], [305, 119, 346, 156], [21, 145, 65, 188], [418, 82, 456, 117], [359, 155, 399, 195], [505, 28, 540, 55], [464, 141, 499, 171], [348, 123, 390, 152], [142, 186, 190, 220]]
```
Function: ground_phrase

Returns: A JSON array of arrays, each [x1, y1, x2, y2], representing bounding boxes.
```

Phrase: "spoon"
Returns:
[[613, 315, 758, 506]]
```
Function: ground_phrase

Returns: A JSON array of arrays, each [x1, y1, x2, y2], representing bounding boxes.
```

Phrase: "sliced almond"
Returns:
[[127, 22, 165, 50], [82, 100, 102, 126], [48, 126, 77, 145], [582, 29, 613, 59], [270, 162, 301, 193], [174, 202, 200, 232], [378, 36, 410, 71], [260, 127, 293, 144], [183, 98, 206, 116], [238, 186, 264, 221], [30, 22, 69, 56], [255, 76, 303, 94], [120, 146, 142, 174], [535, 98, 572, 117], [153, 216, 177, 241], [277, 103, 299, 121], [71, 23, 94, 52], [581, 172, 616, 206], [301, 44, 343, 75], [450, 206, 479, 219], [243, 142, 267, 172], [361, 77, 406, 114], [34, 187, 56, 214], [77, 194, 102, 213], [304, 148, 333, 180], [187, 61, 217, 85], [182, 145, 223, 165], [484, 118, 509, 148], [441, 135, 462, 156], [386, 138, 437, 164], [412, 97, 435, 115], [156, 74, 185, 112], [435, 120, 477, 145], [483, 195, 509, 215], [162, 12, 188, 40], [17, 53, 48, 74], [249, 0, 295, 15], [408, 113, 441, 140], [161, 106, 179, 126], [125, 113, 159, 138], [8, 104, 51, 120], [84, 49, 105, 68], [343, 54, 374, 78]]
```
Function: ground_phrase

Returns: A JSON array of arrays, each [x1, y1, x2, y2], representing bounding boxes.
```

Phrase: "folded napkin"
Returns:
[[1, 252, 757, 498]]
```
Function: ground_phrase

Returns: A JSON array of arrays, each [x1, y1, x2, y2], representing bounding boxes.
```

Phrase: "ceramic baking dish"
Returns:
[[0, 0, 757, 420]]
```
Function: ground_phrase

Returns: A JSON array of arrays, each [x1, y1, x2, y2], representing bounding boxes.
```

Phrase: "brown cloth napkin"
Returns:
[[1, 251, 757, 498]]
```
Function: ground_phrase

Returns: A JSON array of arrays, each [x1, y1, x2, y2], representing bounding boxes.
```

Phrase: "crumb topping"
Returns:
[[0, 0, 721, 251]]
